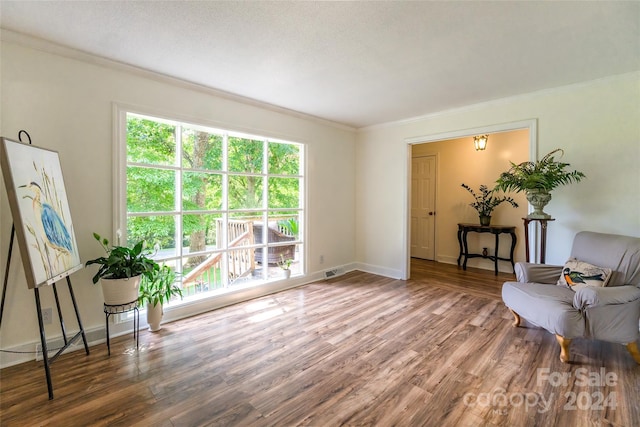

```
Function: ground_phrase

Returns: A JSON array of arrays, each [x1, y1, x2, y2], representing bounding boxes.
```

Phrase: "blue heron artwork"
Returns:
[[0, 138, 81, 288], [21, 181, 74, 265]]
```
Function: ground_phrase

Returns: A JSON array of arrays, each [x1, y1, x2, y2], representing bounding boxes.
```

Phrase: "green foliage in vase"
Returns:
[[461, 184, 519, 217], [85, 233, 158, 284], [495, 148, 585, 193], [138, 265, 183, 308]]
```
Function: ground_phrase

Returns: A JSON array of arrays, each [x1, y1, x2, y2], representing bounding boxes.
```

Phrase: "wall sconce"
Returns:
[[474, 134, 488, 151]]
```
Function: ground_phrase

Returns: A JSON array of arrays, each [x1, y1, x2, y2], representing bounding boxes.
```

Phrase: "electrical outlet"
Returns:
[[41, 307, 53, 325], [320, 255, 324, 264]]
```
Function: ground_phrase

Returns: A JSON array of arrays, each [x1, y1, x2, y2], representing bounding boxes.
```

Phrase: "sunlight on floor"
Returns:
[[248, 308, 287, 323]]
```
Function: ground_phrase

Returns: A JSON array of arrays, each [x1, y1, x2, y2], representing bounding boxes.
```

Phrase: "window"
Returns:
[[118, 112, 304, 302]]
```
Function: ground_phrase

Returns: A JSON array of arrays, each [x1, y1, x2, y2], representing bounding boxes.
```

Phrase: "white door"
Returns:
[[411, 155, 436, 259]]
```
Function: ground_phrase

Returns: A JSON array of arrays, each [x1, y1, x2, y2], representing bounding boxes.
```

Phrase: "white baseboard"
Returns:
[[353, 262, 403, 279], [438, 254, 514, 274], [1, 326, 105, 369], [437, 255, 459, 265]]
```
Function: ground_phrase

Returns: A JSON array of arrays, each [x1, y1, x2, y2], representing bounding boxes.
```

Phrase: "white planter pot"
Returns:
[[283, 269, 291, 279], [100, 276, 141, 306], [146, 302, 163, 332]]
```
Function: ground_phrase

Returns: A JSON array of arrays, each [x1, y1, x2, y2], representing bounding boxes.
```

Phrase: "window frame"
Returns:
[[114, 104, 306, 304]]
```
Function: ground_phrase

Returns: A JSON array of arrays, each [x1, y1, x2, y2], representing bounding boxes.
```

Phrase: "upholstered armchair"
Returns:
[[502, 231, 640, 364]]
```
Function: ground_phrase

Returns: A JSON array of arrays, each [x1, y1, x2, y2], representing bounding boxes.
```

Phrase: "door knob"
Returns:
[[428, 212, 434, 216]]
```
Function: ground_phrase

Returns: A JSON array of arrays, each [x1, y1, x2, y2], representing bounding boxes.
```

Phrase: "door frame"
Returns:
[[401, 119, 538, 280]]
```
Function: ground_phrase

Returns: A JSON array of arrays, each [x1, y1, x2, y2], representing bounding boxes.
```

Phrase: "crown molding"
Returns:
[[0, 28, 356, 133], [359, 70, 640, 133]]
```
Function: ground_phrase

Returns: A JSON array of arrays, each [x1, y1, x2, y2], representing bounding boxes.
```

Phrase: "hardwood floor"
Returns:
[[1, 260, 639, 426]]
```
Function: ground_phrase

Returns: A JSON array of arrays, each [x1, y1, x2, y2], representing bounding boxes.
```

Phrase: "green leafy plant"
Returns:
[[461, 183, 519, 216], [279, 254, 292, 270], [138, 265, 183, 307], [495, 148, 585, 193], [85, 233, 158, 284], [278, 217, 299, 237]]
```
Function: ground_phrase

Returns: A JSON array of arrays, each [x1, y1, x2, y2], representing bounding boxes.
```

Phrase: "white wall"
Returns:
[[355, 73, 640, 278], [0, 34, 356, 366]]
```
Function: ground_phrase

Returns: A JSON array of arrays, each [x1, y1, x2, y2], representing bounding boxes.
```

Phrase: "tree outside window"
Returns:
[[123, 112, 303, 300]]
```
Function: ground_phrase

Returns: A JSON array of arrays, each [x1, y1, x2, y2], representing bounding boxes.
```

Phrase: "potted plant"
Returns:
[[138, 265, 183, 332], [461, 183, 519, 226], [85, 233, 158, 305], [279, 254, 292, 279], [495, 148, 585, 219]]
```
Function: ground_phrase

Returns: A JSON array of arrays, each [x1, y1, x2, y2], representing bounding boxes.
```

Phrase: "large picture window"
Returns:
[[118, 112, 304, 302]]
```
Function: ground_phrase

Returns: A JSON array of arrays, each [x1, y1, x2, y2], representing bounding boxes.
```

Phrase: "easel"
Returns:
[[0, 131, 89, 400]]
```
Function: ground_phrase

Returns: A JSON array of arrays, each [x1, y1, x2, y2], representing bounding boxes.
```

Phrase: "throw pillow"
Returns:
[[557, 258, 612, 291]]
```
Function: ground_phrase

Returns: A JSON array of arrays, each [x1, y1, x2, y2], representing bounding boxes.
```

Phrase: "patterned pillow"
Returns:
[[557, 258, 612, 291]]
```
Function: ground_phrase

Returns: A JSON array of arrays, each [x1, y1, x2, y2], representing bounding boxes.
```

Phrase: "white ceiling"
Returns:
[[1, 1, 639, 128]]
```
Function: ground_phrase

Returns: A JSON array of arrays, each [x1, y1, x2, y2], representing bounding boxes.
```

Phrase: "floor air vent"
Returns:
[[324, 269, 340, 278]]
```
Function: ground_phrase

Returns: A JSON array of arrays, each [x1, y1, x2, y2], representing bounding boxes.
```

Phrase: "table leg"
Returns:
[[494, 233, 499, 275], [509, 231, 517, 273], [540, 221, 548, 264], [523, 219, 530, 263], [457, 228, 463, 266], [462, 229, 469, 270]]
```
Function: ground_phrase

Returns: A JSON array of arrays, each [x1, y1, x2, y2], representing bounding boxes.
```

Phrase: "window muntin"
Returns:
[[121, 112, 304, 303]]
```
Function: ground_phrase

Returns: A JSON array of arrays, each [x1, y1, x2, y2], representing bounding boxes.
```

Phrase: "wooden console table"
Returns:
[[457, 223, 517, 275], [522, 218, 554, 263]]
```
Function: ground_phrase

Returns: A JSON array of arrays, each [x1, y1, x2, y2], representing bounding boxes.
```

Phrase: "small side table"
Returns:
[[457, 223, 517, 275], [522, 218, 555, 263], [104, 301, 139, 355]]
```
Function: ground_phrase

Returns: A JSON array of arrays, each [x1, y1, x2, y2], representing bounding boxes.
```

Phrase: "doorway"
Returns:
[[403, 119, 537, 280]]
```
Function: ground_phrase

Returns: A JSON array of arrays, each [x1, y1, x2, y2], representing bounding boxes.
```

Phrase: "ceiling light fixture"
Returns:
[[474, 135, 488, 151]]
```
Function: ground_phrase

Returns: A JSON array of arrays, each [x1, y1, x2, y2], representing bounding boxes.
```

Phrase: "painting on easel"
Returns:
[[0, 137, 82, 288]]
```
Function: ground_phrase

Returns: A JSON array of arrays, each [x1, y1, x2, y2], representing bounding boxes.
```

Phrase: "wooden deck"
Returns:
[[1, 260, 638, 426]]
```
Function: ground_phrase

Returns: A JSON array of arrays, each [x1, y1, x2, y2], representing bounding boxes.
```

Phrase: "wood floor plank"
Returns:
[[1, 260, 638, 426]]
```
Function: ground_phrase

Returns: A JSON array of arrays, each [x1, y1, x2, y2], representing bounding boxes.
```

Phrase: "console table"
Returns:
[[457, 223, 517, 275]]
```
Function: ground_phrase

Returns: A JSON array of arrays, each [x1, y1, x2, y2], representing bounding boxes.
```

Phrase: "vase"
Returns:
[[526, 189, 553, 219], [147, 302, 163, 332], [283, 269, 292, 279], [479, 215, 491, 226], [100, 276, 141, 306]]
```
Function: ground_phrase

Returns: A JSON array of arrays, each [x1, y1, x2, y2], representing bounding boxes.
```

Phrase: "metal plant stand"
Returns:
[[104, 301, 139, 356]]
